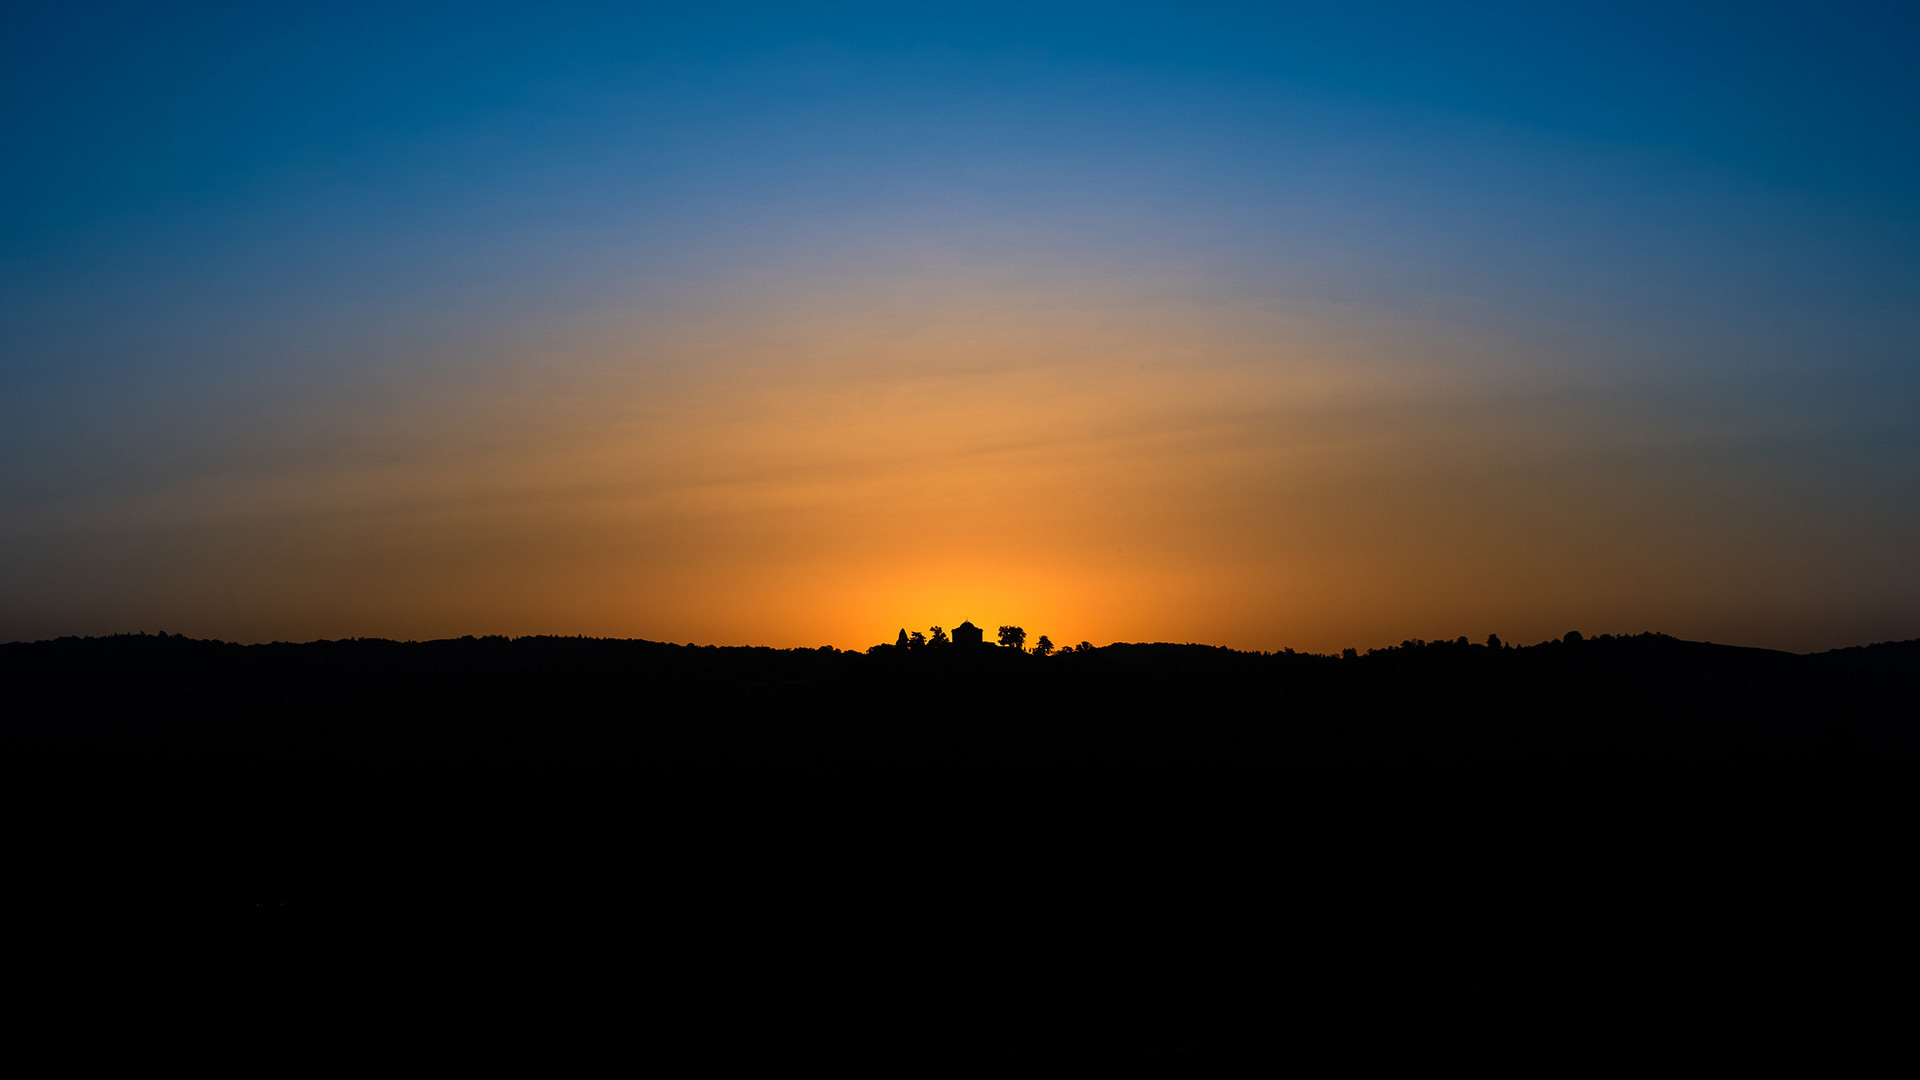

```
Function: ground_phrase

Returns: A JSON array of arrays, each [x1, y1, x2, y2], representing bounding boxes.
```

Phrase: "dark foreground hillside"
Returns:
[[6, 631, 1915, 1052], [5, 630, 1915, 773]]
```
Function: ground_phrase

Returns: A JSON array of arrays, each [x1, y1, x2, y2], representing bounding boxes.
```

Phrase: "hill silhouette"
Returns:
[[6, 629, 1912, 1051], [5, 629, 1914, 773]]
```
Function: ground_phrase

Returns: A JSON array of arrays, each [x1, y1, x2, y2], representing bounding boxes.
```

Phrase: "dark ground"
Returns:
[[8, 629, 1915, 770], [5, 631, 1915, 1056]]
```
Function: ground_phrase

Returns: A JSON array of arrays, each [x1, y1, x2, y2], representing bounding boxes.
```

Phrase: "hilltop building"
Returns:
[[952, 621, 985, 647]]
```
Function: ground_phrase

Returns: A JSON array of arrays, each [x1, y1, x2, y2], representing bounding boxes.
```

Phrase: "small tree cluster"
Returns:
[[873, 626, 954, 652], [872, 623, 1086, 655]]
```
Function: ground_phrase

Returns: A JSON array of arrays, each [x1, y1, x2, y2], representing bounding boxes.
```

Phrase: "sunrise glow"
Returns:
[[6, 4, 1917, 653]]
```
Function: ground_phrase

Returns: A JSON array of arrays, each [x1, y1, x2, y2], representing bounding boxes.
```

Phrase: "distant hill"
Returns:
[[7, 629, 1912, 1008], [3, 630, 1913, 773], [1816, 637, 1920, 678]]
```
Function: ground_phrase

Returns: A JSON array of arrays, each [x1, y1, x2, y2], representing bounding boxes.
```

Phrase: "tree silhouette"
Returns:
[[1075, 641, 1094, 653], [896, 629, 910, 649], [928, 626, 950, 648], [1033, 635, 1055, 657], [998, 626, 1026, 650], [908, 631, 926, 649]]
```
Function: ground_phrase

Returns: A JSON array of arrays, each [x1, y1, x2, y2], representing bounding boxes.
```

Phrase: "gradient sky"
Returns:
[[5, 1, 1918, 652]]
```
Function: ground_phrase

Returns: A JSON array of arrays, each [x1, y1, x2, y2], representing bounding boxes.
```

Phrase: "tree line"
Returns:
[[868, 625, 1094, 656]]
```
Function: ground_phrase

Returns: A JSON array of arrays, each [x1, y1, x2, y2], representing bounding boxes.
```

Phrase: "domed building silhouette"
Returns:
[[951, 621, 985, 647]]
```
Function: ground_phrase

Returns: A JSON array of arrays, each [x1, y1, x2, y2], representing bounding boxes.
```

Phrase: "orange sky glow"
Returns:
[[14, 261, 1909, 654]]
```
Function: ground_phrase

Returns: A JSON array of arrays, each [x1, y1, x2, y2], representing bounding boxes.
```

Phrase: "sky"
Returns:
[[4, 1, 1918, 653]]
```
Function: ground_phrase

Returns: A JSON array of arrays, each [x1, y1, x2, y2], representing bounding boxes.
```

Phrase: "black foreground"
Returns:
[[5, 631, 1914, 1054]]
